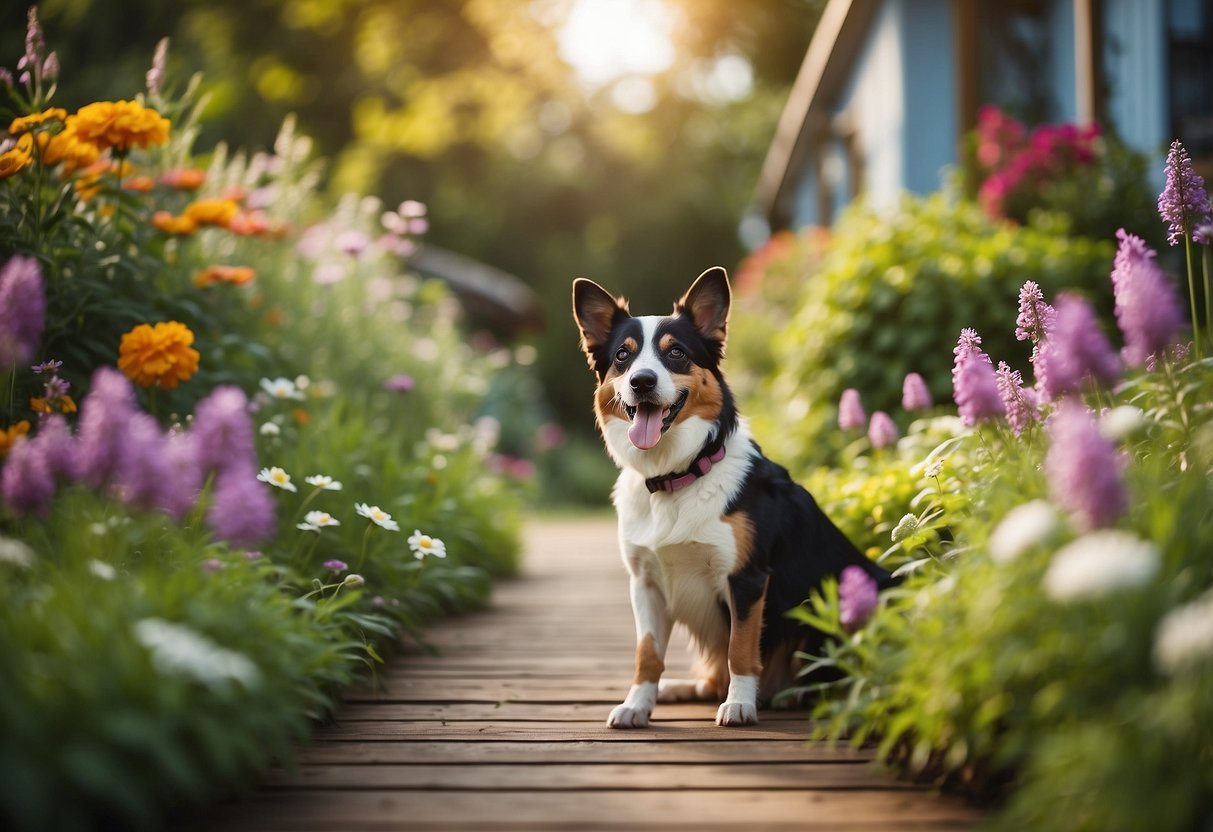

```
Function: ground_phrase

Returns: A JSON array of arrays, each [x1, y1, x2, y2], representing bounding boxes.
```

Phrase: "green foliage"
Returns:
[[735, 194, 1115, 468]]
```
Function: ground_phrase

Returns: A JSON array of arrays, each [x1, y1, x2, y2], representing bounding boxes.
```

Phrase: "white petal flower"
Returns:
[[0, 536, 35, 569], [1154, 592, 1213, 675], [1044, 531, 1160, 602], [259, 377, 305, 401], [259, 421, 281, 437], [988, 500, 1061, 564], [89, 560, 116, 580], [355, 502, 400, 531], [296, 511, 341, 532], [257, 466, 298, 492], [1099, 405, 1147, 442], [408, 529, 447, 560], [134, 618, 260, 688], [304, 474, 343, 491]]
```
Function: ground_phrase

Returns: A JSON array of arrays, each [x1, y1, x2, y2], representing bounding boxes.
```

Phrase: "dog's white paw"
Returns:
[[657, 678, 715, 703], [606, 704, 652, 729], [715, 701, 758, 727]]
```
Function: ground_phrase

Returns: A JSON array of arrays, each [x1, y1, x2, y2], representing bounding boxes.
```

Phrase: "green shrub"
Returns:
[[733, 194, 1114, 468]]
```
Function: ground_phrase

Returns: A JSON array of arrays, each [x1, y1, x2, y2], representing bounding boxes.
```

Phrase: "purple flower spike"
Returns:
[[1015, 281, 1056, 347], [190, 386, 255, 477], [954, 354, 1006, 426], [1159, 140, 1212, 246], [1045, 400, 1127, 530], [838, 388, 866, 431], [114, 412, 171, 512], [1035, 294, 1122, 400], [0, 255, 45, 369], [75, 368, 139, 489], [207, 463, 277, 548], [995, 362, 1040, 437], [867, 411, 899, 449], [902, 373, 933, 411], [839, 565, 879, 634], [1111, 229, 1187, 367]]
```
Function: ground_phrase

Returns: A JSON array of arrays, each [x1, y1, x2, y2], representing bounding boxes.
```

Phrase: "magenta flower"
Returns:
[[1045, 400, 1127, 530], [383, 373, 416, 393], [207, 463, 277, 548], [838, 388, 866, 431], [31, 359, 62, 375], [1110, 229, 1187, 367], [995, 362, 1040, 437], [867, 411, 898, 449], [1159, 140, 1212, 246], [0, 255, 45, 369], [901, 373, 932, 411], [1015, 281, 1055, 347], [954, 354, 1005, 426], [159, 431, 202, 521], [838, 566, 879, 634], [190, 385, 255, 476], [114, 412, 173, 512], [75, 368, 140, 489], [0, 432, 55, 516], [323, 559, 348, 572], [952, 328, 991, 390], [1035, 294, 1121, 400]]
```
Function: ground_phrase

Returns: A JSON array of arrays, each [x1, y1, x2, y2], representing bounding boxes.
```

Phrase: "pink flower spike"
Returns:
[[838, 389, 866, 431], [867, 411, 899, 449], [901, 373, 933, 411]]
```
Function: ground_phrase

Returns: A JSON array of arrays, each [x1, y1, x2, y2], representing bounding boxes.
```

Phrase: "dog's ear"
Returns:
[[572, 278, 630, 359], [676, 266, 731, 344]]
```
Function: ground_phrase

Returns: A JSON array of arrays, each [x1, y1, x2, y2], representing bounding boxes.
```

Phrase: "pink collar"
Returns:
[[645, 444, 727, 494]]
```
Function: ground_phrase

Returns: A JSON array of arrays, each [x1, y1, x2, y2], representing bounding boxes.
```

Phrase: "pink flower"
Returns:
[[838, 388, 866, 431], [1036, 294, 1121, 400], [867, 411, 898, 449], [1159, 140, 1211, 246], [995, 362, 1040, 437], [1110, 229, 1187, 367], [0, 255, 45, 369], [1045, 400, 1127, 531], [901, 372, 933, 411], [839, 566, 879, 634]]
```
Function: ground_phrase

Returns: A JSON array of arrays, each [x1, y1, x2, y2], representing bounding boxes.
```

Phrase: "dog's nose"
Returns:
[[630, 370, 657, 395]]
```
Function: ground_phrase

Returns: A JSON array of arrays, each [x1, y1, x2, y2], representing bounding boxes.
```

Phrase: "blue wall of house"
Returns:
[[1102, 0, 1168, 172], [898, 0, 958, 196]]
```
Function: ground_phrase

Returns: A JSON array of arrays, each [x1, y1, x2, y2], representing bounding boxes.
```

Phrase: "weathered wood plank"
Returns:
[[205, 789, 979, 829], [316, 720, 818, 742], [264, 762, 910, 791], [330, 702, 809, 722]]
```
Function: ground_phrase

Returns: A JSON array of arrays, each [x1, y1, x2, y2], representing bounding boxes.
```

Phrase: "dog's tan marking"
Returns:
[[725, 512, 756, 572], [674, 368, 723, 425], [595, 379, 626, 424], [659, 333, 678, 352], [633, 632, 665, 684], [728, 578, 768, 678]]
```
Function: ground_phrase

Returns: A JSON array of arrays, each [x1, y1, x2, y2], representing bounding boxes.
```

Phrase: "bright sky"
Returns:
[[556, 0, 677, 87]]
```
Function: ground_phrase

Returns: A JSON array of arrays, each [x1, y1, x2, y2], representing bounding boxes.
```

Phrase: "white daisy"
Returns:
[[259, 421, 281, 437], [257, 466, 298, 492], [408, 529, 447, 560], [296, 511, 341, 532], [304, 474, 343, 491], [355, 502, 400, 531], [259, 377, 305, 401], [1043, 531, 1160, 602]]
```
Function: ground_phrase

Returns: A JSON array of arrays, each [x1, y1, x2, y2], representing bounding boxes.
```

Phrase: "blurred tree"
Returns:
[[1, 0, 821, 439]]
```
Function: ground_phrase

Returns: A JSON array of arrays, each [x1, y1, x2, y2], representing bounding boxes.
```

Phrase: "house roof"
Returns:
[[754, 0, 877, 231], [409, 245, 543, 334]]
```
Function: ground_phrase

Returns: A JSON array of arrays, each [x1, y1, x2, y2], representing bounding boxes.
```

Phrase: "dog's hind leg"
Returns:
[[606, 572, 673, 729]]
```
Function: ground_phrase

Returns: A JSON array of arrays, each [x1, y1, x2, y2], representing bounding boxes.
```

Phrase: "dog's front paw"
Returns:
[[715, 701, 758, 727], [607, 703, 652, 729]]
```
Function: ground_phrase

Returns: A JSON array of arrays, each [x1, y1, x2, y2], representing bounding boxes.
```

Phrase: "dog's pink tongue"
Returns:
[[628, 403, 665, 450]]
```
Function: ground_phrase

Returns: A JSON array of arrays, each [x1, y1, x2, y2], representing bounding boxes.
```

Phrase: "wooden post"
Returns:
[[1074, 0, 1096, 126]]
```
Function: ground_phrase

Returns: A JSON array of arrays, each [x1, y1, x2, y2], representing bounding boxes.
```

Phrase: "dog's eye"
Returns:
[[667, 346, 685, 360], [614, 347, 631, 363]]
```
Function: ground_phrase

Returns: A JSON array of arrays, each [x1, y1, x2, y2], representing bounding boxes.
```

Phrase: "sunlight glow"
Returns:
[[557, 0, 676, 87]]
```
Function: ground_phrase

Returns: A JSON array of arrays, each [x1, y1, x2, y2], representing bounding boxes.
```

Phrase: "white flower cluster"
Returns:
[[134, 618, 261, 688], [1154, 591, 1213, 676], [1043, 531, 1160, 602]]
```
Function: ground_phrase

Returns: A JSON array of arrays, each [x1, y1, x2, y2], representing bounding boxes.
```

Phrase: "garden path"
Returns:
[[202, 517, 980, 831]]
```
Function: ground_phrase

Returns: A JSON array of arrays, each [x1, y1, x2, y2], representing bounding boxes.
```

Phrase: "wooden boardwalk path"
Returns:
[[202, 517, 980, 830]]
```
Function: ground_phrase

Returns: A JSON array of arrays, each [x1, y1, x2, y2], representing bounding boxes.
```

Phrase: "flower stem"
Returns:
[[356, 523, 373, 572], [1184, 237, 1203, 359]]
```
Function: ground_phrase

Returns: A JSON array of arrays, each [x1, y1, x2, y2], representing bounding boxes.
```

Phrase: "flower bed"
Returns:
[[740, 140, 1213, 829], [0, 12, 524, 830]]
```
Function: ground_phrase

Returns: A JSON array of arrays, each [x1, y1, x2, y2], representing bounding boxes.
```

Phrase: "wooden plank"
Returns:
[[316, 720, 819, 742], [204, 789, 980, 829], [291, 740, 873, 766], [264, 762, 909, 791], [330, 702, 810, 722]]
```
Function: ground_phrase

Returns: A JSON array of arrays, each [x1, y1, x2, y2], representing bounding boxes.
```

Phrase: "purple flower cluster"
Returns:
[[1035, 294, 1120, 400], [1015, 281, 1056, 346], [952, 329, 1005, 426], [995, 362, 1040, 437], [838, 565, 879, 634], [1045, 401, 1127, 530], [867, 411, 898, 449], [838, 388, 866, 431], [1, 372, 276, 546], [1110, 229, 1187, 367], [0, 255, 45, 369], [1159, 140, 1212, 246], [901, 372, 932, 411]]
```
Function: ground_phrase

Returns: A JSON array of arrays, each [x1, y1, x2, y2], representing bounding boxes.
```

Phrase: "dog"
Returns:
[[572, 266, 893, 728]]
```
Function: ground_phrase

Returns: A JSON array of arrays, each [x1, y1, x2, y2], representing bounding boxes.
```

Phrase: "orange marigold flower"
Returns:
[[151, 211, 198, 236], [29, 395, 74, 414], [229, 210, 271, 236], [37, 123, 102, 175], [0, 420, 31, 458], [193, 265, 256, 288], [184, 198, 239, 229], [71, 100, 170, 154], [9, 108, 68, 135], [123, 175, 155, 192], [160, 168, 206, 190], [117, 321, 200, 389], [0, 134, 34, 180], [292, 408, 311, 426]]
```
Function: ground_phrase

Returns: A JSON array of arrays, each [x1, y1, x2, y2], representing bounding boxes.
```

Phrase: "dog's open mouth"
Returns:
[[624, 389, 688, 450]]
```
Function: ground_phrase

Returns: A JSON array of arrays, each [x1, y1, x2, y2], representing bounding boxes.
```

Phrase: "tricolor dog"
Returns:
[[572, 267, 892, 728]]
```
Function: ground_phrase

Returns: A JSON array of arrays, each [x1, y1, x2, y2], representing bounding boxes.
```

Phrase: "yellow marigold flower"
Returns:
[[29, 395, 74, 415], [9, 108, 68, 135], [118, 321, 200, 389], [184, 198, 240, 229], [160, 168, 206, 190], [151, 210, 198, 236], [0, 421, 31, 458], [36, 123, 101, 175], [0, 134, 34, 180], [193, 265, 256, 288], [71, 100, 170, 154]]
